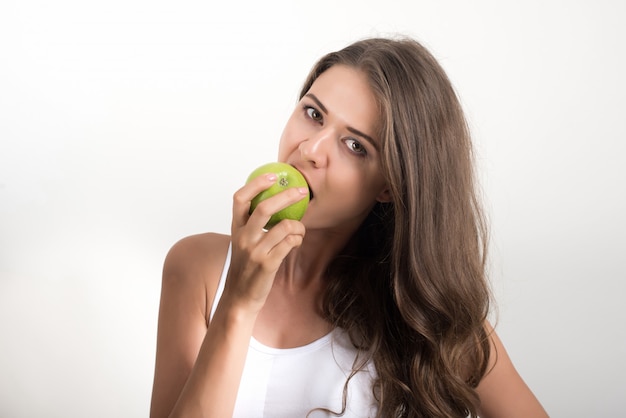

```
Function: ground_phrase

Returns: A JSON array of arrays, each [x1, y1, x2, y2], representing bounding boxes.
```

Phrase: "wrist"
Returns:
[[211, 293, 259, 335]]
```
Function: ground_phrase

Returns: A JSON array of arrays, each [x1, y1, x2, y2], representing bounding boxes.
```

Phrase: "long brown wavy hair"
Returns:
[[300, 37, 493, 417]]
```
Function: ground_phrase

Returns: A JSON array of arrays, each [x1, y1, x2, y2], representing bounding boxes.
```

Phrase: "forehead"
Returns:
[[307, 65, 381, 139]]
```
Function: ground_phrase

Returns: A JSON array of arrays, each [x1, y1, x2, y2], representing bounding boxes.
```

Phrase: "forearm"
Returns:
[[169, 302, 257, 418]]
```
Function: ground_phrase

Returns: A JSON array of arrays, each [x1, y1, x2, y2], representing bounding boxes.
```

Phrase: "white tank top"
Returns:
[[210, 244, 379, 417]]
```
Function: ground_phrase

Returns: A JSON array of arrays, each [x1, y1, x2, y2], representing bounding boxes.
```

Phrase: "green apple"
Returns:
[[246, 162, 310, 229]]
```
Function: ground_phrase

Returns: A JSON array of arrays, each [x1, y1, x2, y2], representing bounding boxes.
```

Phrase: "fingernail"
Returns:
[[266, 173, 277, 181], [298, 187, 309, 194]]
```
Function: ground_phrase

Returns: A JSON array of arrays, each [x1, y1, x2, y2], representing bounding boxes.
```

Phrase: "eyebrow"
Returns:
[[305, 93, 379, 152]]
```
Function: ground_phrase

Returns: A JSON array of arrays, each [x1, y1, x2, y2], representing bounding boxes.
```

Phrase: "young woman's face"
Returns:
[[278, 64, 389, 232]]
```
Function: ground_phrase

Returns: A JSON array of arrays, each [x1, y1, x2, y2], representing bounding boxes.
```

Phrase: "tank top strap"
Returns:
[[209, 242, 231, 322]]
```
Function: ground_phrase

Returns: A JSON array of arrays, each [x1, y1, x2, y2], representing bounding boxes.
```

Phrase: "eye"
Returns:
[[345, 138, 367, 156], [305, 106, 323, 122]]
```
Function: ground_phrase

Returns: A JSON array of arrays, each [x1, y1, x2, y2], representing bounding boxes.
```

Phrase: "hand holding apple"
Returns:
[[246, 162, 310, 229]]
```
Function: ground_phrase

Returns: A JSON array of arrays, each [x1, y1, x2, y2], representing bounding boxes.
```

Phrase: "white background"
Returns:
[[1, 1, 625, 417]]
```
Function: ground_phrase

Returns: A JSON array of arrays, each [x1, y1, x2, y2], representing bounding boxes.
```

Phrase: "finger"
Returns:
[[250, 220, 306, 271], [246, 187, 309, 231], [227, 221, 305, 305], [232, 173, 277, 229]]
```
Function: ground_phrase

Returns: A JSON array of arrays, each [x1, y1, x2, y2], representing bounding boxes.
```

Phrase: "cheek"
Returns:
[[351, 168, 387, 203], [335, 168, 378, 201]]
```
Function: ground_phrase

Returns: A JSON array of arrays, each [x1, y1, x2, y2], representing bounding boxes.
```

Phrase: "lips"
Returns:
[[291, 164, 314, 201], [301, 174, 314, 201]]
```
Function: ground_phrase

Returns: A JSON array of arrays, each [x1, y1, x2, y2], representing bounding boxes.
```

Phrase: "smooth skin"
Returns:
[[150, 65, 548, 418]]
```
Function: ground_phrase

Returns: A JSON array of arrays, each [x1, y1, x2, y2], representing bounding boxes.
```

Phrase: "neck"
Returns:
[[277, 227, 354, 290]]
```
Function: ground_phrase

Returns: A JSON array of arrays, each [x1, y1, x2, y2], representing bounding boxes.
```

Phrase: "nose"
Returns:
[[299, 128, 334, 168]]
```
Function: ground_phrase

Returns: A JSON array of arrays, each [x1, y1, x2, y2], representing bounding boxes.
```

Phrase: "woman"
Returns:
[[150, 37, 549, 417]]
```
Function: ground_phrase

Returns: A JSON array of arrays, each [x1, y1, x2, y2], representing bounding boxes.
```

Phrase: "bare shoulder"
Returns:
[[151, 232, 231, 416], [162, 232, 231, 322], [164, 232, 230, 273], [476, 322, 549, 418]]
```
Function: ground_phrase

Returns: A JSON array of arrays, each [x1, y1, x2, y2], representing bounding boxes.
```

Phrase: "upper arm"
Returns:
[[476, 323, 549, 418], [149, 233, 230, 418]]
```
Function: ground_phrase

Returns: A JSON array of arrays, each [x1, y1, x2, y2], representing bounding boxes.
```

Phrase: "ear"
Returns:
[[376, 187, 392, 203]]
